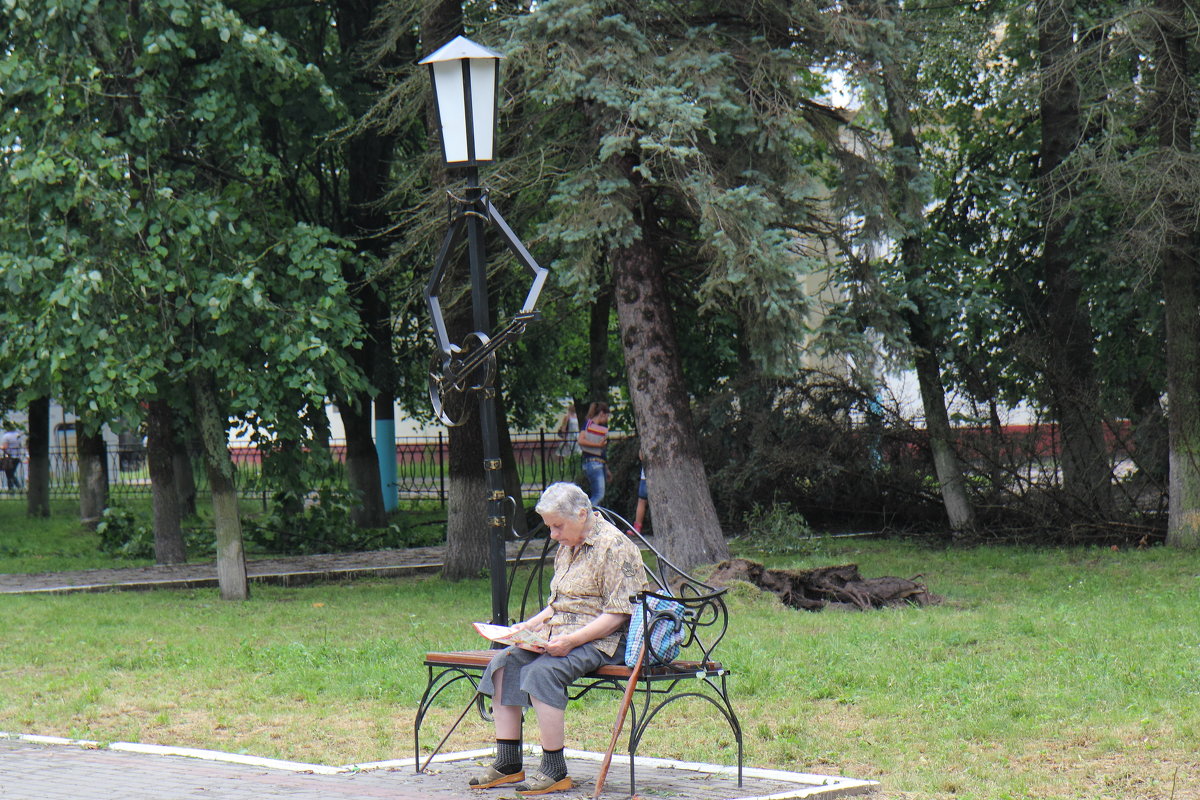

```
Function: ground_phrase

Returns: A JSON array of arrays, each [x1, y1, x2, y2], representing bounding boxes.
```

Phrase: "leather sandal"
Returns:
[[515, 771, 574, 796], [468, 765, 524, 789]]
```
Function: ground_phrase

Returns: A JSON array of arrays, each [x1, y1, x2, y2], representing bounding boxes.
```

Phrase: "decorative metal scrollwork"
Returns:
[[424, 190, 547, 427]]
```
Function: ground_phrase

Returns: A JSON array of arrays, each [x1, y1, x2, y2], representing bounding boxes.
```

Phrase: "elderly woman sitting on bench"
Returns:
[[471, 481, 646, 796]]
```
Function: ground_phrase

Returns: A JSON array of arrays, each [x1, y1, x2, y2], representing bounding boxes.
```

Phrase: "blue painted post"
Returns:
[[375, 417, 398, 512]]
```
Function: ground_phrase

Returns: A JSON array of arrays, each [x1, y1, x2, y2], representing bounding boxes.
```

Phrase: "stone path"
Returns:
[[0, 542, 532, 595], [0, 735, 877, 800]]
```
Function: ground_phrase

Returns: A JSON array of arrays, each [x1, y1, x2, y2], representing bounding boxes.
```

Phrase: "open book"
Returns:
[[473, 622, 550, 649]]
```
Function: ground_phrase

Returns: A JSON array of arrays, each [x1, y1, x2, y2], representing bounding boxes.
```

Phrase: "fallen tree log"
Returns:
[[708, 558, 942, 611]]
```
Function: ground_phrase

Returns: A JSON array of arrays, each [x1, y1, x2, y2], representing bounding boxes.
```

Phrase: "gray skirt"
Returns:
[[478, 644, 621, 710]]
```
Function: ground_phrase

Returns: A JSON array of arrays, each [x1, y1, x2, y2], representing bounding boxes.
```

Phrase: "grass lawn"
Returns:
[[0, 499, 154, 571], [0, 520, 1196, 799]]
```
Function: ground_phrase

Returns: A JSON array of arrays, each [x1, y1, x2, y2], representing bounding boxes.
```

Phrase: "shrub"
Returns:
[[695, 372, 940, 530], [731, 503, 824, 556], [242, 490, 444, 555], [95, 504, 215, 560]]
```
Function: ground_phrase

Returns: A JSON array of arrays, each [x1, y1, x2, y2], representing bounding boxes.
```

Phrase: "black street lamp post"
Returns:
[[419, 36, 547, 626]]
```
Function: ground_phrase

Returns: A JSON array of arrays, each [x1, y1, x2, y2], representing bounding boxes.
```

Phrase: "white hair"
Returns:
[[535, 482, 591, 518]]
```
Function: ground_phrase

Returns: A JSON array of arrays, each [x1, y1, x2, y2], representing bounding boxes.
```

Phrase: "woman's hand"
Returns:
[[543, 633, 578, 657], [513, 608, 551, 633], [510, 609, 552, 652]]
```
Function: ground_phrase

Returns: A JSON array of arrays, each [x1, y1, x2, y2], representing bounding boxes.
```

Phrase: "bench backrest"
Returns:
[[506, 505, 730, 667]]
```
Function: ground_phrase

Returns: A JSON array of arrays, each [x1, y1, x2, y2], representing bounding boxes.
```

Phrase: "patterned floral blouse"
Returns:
[[546, 511, 647, 657]]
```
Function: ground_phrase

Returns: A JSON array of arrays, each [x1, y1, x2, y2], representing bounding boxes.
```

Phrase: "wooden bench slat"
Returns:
[[424, 650, 724, 678]]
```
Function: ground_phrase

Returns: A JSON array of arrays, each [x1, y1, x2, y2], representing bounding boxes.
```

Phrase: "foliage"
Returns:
[[730, 504, 824, 557], [0, 0, 368, 441], [695, 372, 940, 530], [485, 0, 839, 378], [95, 504, 215, 560], [0, 0, 1195, 545], [241, 490, 443, 555]]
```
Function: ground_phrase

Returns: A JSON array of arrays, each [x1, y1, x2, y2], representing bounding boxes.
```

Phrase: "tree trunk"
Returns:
[[610, 154, 728, 571], [376, 393, 397, 513], [25, 395, 49, 518], [441, 279, 490, 579], [191, 372, 248, 600], [173, 436, 198, 520], [497, 383, 528, 538], [334, 0, 406, 526], [910, 314, 977, 531], [1036, 0, 1113, 517], [444, 400, 489, 580], [1153, 0, 1200, 548], [879, 37, 976, 533], [146, 398, 188, 564], [341, 397, 386, 528], [76, 421, 109, 530], [1163, 253, 1200, 546], [588, 284, 612, 404]]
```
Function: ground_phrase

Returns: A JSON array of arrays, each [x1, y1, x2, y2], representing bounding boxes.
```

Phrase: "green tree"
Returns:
[[1143, 0, 1200, 546], [498, 0, 836, 568], [0, 0, 368, 596], [830, 0, 986, 532], [1030, 0, 1114, 518]]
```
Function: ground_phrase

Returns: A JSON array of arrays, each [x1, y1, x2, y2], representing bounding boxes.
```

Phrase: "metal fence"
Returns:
[[0, 430, 594, 508]]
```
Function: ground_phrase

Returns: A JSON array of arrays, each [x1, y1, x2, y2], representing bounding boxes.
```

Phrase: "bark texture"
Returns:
[[444, 404, 488, 580], [76, 423, 109, 530], [588, 285, 612, 405], [25, 395, 49, 518], [173, 436, 197, 520], [909, 310, 977, 531], [341, 399, 386, 528], [610, 153, 728, 571], [1154, 0, 1200, 547], [146, 398, 188, 564], [191, 372, 248, 600]]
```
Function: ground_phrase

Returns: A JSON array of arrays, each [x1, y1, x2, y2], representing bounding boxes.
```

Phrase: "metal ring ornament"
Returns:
[[428, 332, 499, 427]]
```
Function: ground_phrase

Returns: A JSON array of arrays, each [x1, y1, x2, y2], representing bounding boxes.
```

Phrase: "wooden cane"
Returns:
[[593, 641, 646, 798], [421, 691, 482, 773]]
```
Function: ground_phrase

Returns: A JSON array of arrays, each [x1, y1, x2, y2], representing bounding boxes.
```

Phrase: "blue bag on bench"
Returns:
[[625, 595, 686, 667]]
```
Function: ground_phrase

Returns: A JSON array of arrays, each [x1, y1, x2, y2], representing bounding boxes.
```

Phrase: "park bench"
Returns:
[[413, 506, 743, 795]]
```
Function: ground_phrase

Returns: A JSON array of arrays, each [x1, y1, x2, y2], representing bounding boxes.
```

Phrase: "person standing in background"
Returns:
[[555, 399, 581, 459], [1, 427, 24, 491], [577, 402, 610, 505], [632, 462, 648, 535]]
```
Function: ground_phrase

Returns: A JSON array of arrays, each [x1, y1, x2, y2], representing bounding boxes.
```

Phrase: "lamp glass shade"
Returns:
[[420, 36, 502, 165], [427, 59, 497, 163]]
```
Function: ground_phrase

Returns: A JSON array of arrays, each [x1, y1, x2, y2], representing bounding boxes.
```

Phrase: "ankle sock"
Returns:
[[494, 738, 523, 775], [538, 746, 568, 781]]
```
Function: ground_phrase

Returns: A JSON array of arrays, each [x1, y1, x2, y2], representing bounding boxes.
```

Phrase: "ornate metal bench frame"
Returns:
[[413, 506, 743, 794]]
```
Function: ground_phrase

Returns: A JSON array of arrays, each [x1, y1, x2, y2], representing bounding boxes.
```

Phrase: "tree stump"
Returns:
[[708, 558, 941, 611]]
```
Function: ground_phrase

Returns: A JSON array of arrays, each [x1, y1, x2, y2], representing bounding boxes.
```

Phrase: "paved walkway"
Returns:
[[0, 549, 879, 798], [0, 543, 532, 595], [0, 735, 876, 800]]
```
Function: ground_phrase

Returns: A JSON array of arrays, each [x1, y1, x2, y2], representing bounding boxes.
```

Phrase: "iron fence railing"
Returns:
[[0, 430, 599, 508]]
